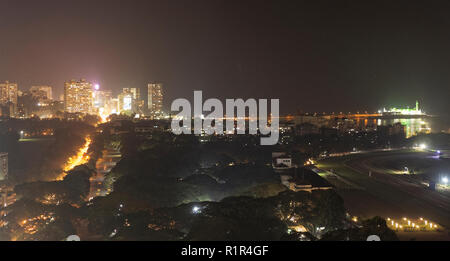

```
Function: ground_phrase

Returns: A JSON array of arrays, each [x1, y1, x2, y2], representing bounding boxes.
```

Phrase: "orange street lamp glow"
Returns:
[[58, 136, 92, 180]]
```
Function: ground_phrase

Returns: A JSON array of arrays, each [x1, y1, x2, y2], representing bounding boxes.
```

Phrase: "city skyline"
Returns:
[[0, 78, 440, 115], [0, 79, 166, 118]]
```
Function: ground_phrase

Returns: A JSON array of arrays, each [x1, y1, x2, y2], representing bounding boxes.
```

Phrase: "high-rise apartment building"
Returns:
[[123, 88, 140, 101], [118, 89, 135, 113], [0, 81, 18, 117], [93, 90, 112, 109], [117, 88, 145, 115], [64, 79, 93, 114], [110, 98, 119, 114], [0, 81, 18, 106], [147, 83, 163, 117]]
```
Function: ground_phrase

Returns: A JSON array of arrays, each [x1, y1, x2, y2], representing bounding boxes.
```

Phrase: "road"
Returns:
[[317, 150, 450, 232]]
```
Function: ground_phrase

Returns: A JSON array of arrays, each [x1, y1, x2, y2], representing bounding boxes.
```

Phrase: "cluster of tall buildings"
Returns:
[[63, 79, 164, 119], [0, 81, 60, 118], [0, 79, 164, 119]]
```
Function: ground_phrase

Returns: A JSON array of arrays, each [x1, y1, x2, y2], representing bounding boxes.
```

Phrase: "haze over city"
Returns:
[[1, 0, 450, 115]]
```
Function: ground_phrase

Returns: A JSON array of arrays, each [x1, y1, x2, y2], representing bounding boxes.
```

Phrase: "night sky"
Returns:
[[1, 0, 450, 115]]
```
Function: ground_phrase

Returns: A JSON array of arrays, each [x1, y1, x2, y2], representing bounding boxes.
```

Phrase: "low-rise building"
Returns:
[[272, 152, 294, 170], [281, 167, 333, 193]]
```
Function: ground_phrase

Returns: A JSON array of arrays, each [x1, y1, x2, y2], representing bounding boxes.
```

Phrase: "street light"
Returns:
[[442, 177, 448, 185], [192, 206, 201, 214]]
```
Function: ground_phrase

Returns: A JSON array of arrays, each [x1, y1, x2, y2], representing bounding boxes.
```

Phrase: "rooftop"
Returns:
[[288, 167, 333, 188]]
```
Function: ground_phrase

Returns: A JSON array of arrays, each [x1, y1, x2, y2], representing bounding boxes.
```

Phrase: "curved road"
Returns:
[[318, 150, 450, 230]]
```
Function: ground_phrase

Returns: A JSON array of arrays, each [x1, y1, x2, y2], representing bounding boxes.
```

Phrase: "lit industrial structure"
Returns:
[[64, 79, 93, 114]]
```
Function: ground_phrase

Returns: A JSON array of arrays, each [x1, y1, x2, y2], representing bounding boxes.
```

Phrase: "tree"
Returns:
[[186, 197, 287, 241], [240, 183, 287, 198], [308, 190, 346, 235], [62, 165, 93, 204], [14, 164, 93, 205]]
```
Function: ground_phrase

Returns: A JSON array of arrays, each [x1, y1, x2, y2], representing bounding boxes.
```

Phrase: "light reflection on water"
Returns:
[[358, 116, 450, 138], [377, 118, 431, 138]]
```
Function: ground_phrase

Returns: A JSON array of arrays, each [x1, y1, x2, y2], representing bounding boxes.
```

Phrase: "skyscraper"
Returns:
[[0, 81, 18, 117], [118, 91, 134, 113], [147, 83, 163, 117], [110, 98, 119, 114], [64, 79, 93, 114], [0, 81, 18, 106], [123, 87, 140, 101], [119, 87, 144, 115], [93, 90, 111, 109]]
